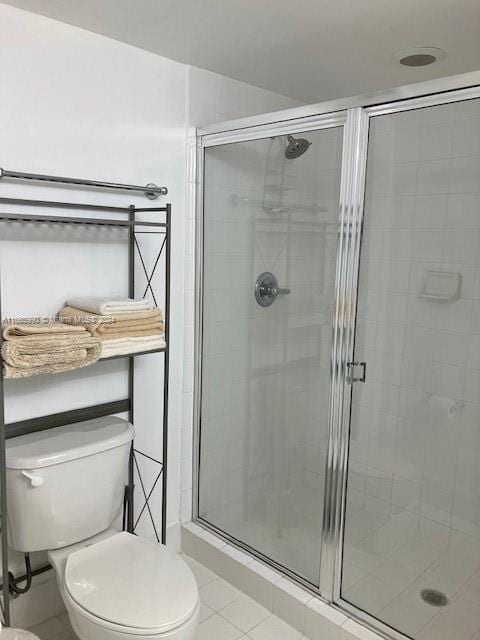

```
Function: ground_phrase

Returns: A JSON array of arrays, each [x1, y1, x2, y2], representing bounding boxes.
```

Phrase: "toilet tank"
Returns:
[[6, 416, 134, 552]]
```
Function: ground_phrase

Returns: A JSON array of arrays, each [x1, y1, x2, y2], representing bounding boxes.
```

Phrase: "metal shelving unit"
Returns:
[[0, 172, 171, 626]]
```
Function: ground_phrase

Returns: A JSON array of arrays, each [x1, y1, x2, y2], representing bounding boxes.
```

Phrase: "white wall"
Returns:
[[0, 2, 187, 625], [180, 66, 303, 524], [0, 2, 302, 626], [187, 65, 303, 125]]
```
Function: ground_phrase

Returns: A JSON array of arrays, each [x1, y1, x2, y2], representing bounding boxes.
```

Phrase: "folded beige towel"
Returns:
[[58, 306, 164, 339], [98, 329, 163, 341], [100, 335, 166, 358], [2, 334, 101, 379], [3, 321, 87, 341]]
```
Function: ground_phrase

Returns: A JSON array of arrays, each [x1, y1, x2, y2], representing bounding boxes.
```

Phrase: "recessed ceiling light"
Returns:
[[395, 47, 446, 67]]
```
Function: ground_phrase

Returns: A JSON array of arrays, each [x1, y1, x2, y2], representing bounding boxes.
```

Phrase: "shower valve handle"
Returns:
[[255, 272, 290, 307], [264, 284, 290, 297]]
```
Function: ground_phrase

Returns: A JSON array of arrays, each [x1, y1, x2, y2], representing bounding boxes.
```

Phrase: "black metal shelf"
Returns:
[[2, 345, 167, 374], [0, 193, 171, 627], [100, 346, 167, 361], [0, 196, 168, 213], [5, 399, 131, 439], [0, 212, 167, 228]]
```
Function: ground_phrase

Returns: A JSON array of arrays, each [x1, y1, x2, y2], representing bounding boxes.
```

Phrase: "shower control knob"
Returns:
[[255, 272, 290, 307], [22, 470, 44, 487]]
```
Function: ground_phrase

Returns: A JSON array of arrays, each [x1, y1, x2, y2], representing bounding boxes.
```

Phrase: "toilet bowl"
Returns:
[[5, 417, 200, 640], [49, 531, 200, 640]]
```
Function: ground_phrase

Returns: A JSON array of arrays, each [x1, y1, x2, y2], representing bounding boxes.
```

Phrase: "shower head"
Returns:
[[284, 135, 311, 159]]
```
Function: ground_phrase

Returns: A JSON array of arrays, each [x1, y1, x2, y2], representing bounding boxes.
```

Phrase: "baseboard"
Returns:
[[166, 520, 181, 552]]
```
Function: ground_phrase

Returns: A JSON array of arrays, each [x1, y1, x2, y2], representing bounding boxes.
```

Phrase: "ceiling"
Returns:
[[3, 0, 480, 103]]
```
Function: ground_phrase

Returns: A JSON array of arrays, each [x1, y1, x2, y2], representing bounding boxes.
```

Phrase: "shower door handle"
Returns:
[[346, 362, 367, 383]]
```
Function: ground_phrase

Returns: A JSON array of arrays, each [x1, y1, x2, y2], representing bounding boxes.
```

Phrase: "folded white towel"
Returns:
[[100, 335, 166, 358], [66, 296, 154, 316]]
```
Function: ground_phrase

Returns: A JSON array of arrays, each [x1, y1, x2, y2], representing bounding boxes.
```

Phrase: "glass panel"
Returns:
[[342, 99, 480, 639], [198, 127, 343, 585]]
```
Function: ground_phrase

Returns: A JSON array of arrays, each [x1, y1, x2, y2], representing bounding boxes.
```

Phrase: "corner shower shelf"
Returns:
[[0, 185, 171, 628]]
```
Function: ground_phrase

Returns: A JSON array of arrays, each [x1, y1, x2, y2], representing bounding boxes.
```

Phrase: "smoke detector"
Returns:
[[395, 47, 446, 67]]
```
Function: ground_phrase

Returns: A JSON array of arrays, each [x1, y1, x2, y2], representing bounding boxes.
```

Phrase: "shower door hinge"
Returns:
[[346, 362, 367, 383]]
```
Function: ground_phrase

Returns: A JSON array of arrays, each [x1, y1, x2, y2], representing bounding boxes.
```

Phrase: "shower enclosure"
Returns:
[[194, 72, 480, 640]]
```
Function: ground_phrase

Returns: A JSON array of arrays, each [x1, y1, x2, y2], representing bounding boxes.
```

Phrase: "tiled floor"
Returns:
[[29, 611, 76, 640], [27, 555, 306, 640]]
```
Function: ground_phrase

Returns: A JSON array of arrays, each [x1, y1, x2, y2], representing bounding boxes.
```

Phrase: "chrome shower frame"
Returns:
[[192, 70, 480, 640]]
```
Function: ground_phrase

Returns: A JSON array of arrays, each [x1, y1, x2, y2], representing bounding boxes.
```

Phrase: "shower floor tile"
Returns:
[[342, 505, 480, 640], [28, 554, 304, 640]]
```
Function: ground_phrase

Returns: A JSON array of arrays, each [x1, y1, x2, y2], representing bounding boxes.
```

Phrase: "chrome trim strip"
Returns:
[[365, 84, 480, 116], [202, 112, 347, 147], [192, 132, 204, 523], [320, 107, 370, 599], [197, 70, 480, 136]]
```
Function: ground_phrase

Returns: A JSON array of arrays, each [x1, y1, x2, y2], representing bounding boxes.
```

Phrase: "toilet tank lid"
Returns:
[[6, 417, 134, 470]]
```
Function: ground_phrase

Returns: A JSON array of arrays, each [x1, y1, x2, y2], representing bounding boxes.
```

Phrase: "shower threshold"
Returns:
[[182, 521, 386, 640]]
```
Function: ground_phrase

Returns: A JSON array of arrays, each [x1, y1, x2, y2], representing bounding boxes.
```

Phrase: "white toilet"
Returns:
[[5, 417, 200, 640]]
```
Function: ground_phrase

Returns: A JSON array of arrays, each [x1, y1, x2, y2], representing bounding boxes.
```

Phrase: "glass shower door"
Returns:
[[198, 125, 344, 585], [341, 99, 480, 639]]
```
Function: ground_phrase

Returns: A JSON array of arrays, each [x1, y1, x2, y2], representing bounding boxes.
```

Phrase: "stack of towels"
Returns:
[[58, 297, 166, 358], [2, 321, 101, 378]]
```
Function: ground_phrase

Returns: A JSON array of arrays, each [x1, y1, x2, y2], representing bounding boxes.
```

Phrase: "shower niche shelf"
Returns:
[[419, 270, 462, 302]]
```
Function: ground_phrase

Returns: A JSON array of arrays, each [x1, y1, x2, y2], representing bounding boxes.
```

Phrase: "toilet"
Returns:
[[5, 417, 200, 640]]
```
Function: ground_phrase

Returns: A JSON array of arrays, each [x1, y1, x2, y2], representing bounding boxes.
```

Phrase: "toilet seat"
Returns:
[[64, 532, 199, 636]]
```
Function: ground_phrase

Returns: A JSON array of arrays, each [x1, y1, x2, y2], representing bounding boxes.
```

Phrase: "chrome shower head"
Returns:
[[284, 135, 311, 159]]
